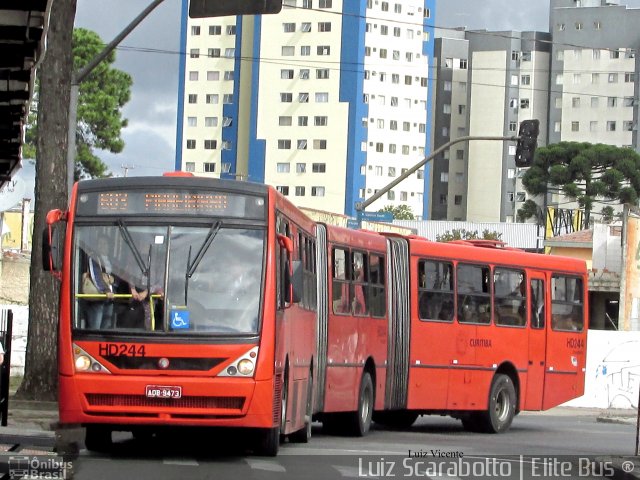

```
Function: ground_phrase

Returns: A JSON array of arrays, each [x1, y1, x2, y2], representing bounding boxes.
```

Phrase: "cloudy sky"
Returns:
[[71, 0, 640, 178]]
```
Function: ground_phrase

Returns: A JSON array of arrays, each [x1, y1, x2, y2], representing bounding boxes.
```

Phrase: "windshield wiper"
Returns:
[[117, 219, 148, 278], [184, 220, 222, 304]]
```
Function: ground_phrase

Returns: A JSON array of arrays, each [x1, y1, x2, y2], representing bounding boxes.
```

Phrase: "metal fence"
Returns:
[[0, 308, 13, 426]]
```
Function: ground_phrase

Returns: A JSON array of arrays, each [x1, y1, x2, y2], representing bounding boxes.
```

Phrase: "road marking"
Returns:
[[333, 465, 379, 478], [245, 458, 286, 472]]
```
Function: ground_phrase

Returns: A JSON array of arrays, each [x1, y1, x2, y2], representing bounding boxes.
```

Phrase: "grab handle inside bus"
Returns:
[[42, 209, 67, 278]]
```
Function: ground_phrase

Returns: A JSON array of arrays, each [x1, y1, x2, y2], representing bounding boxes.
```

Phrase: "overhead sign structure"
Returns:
[[189, 0, 283, 17], [357, 211, 394, 223]]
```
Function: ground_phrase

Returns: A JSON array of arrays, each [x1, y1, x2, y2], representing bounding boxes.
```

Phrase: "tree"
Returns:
[[23, 28, 133, 179], [16, 0, 78, 401], [17, 17, 133, 402], [516, 199, 543, 224], [436, 229, 503, 242], [518, 142, 640, 225], [379, 204, 415, 220]]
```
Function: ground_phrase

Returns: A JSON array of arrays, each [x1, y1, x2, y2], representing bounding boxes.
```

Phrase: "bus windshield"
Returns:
[[73, 224, 264, 335]]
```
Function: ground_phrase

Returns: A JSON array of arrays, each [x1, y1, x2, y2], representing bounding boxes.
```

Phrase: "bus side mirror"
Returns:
[[42, 209, 67, 278]]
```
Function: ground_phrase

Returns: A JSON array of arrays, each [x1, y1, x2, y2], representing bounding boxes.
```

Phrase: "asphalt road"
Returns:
[[60, 411, 636, 480]]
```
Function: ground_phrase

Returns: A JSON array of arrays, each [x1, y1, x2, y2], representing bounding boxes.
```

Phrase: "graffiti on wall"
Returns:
[[595, 341, 640, 409], [564, 330, 640, 409]]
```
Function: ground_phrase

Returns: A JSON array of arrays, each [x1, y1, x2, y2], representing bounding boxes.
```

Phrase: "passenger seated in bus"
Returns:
[[438, 300, 454, 321], [333, 282, 351, 314], [553, 313, 580, 331], [418, 291, 429, 319], [352, 261, 366, 315], [459, 301, 476, 322]]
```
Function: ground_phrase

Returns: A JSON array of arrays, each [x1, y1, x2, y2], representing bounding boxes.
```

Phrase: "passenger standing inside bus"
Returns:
[[84, 236, 115, 329]]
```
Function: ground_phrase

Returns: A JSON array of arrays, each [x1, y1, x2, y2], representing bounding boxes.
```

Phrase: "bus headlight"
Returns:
[[237, 359, 255, 376], [217, 346, 259, 377], [72, 343, 111, 374], [75, 355, 91, 371]]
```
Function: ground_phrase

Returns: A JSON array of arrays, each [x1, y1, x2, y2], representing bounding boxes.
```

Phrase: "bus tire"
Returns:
[[480, 374, 516, 433], [346, 371, 374, 436], [256, 427, 279, 456], [279, 369, 288, 443], [290, 370, 313, 443], [373, 410, 419, 429], [84, 425, 112, 452]]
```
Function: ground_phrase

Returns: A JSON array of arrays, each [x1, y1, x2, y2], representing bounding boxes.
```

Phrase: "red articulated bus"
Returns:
[[44, 175, 318, 456], [44, 174, 588, 455]]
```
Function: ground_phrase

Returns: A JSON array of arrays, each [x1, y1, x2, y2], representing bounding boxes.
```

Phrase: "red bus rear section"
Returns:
[[44, 176, 588, 455]]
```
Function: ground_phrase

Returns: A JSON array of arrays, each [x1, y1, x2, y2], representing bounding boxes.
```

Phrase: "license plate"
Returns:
[[145, 385, 182, 399]]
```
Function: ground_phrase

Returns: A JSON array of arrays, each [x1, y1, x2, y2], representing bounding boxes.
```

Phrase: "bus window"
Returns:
[[457, 264, 491, 324], [551, 275, 584, 331], [352, 251, 369, 316], [418, 260, 454, 321], [332, 248, 351, 314], [368, 255, 386, 317], [530, 279, 545, 329], [494, 268, 526, 327]]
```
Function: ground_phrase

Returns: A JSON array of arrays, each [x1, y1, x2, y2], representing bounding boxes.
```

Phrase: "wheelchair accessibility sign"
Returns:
[[170, 310, 190, 329]]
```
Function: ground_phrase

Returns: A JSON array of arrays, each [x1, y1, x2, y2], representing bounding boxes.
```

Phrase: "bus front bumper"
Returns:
[[58, 374, 276, 429]]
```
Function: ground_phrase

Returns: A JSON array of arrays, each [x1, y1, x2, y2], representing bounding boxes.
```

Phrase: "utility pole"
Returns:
[[66, 0, 166, 195]]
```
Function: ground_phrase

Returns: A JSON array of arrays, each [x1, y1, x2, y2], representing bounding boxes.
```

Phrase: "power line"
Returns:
[[114, 44, 639, 103]]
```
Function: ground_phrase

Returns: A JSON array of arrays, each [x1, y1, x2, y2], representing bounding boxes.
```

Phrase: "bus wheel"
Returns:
[[480, 374, 516, 433], [290, 370, 313, 443], [84, 425, 112, 452], [347, 371, 374, 436], [279, 370, 288, 443], [255, 427, 279, 456]]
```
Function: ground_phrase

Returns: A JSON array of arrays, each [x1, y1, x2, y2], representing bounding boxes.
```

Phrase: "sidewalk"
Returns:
[[0, 395, 58, 453]]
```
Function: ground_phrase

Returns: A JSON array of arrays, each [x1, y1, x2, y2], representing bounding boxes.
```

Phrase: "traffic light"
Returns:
[[189, 0, 282, 17], [515, 119, 540, 168]]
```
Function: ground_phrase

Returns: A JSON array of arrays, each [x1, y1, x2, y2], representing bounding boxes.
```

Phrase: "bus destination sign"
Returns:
[[77, 189, 266, 219], [97, 192, 230, 214]]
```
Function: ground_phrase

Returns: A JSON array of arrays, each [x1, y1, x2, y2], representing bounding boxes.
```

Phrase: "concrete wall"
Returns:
[[565, 330, 640, 409]]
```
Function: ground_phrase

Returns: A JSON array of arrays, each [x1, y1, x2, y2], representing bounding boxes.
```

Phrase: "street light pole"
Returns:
[[356, 135, 518, 213], [66, 0, 166, 195]]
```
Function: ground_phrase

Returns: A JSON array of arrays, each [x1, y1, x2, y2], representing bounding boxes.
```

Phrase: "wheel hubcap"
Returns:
[[495, 389, 509, 422], [361, 386, 371, 424]]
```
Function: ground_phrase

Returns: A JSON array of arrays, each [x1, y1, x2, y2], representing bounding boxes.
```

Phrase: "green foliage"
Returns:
[[436, 229, 502, 242], [601, 206, 614, 223], [379, 204, 415, 220], [516, 199, 540, 223], [24, 28, 132, 179], [520, 142, 640, 223]]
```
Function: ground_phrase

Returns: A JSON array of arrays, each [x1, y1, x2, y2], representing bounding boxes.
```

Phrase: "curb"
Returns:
[[597, 416, 637, 426]]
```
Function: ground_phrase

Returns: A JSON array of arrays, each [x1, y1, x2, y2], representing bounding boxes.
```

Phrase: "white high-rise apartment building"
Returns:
[[176, 0, 436, 218]]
